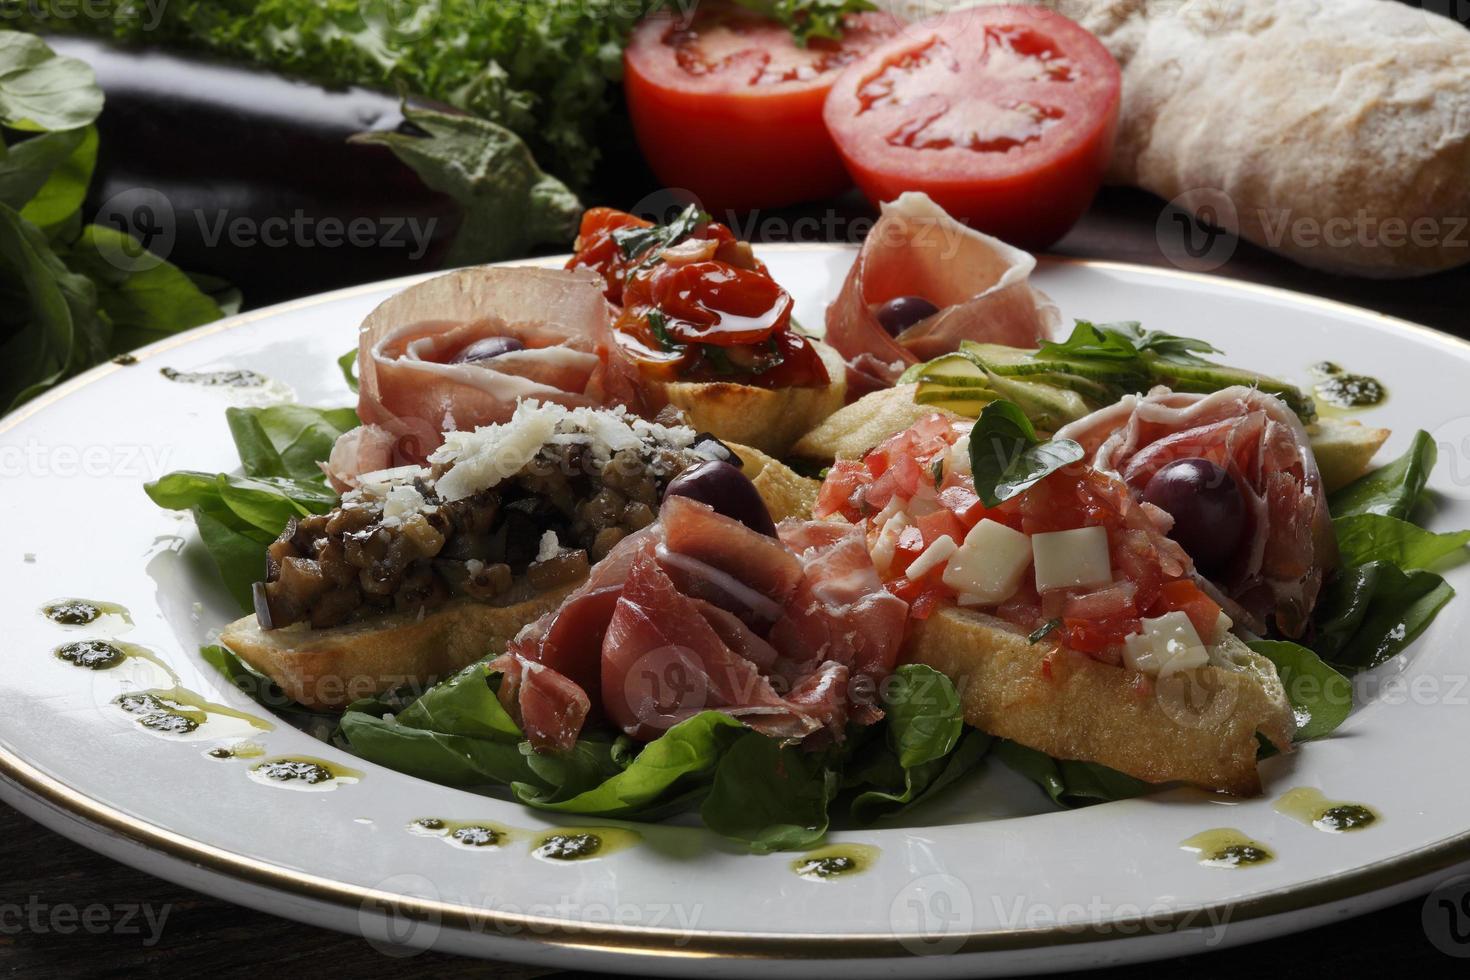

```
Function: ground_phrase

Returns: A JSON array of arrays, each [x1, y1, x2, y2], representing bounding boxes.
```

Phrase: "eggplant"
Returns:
[[47, 37, 463, 307]]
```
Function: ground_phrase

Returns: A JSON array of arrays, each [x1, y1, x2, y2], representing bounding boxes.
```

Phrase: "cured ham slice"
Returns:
[[1056, 386, 1335, 636], [825, 192, 1060, 391], [331, 266, 643, 485], [501, 497, 907, 751]]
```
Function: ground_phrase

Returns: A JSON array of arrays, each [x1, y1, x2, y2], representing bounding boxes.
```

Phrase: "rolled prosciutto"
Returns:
[[495, 494, 908, 752], [325, 266, 643, 488], [825, 191, 1060, 392], [1056, 386, 1336, 637]]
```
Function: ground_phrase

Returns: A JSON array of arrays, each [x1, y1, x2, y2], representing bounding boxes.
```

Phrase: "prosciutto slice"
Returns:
[[502, 496, 907, 752], [328, 266, 643, 487], [825, 192, 1061, 392], [1056, 386, 1335, 636]]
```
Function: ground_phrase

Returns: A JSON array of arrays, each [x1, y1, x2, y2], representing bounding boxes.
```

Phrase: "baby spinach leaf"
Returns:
[[337, 349, 359, 392], [701, 730, 838, 852], [225, 404, 358, 482], [1248, 640, 1353, 741], [1329, 431, 1435, 521], [1313, 561, 1455, 672], [968, 399, 1084, 507], [0, 31, 103, 132], [993, 739, 1150, 807], [1335, 513, 1470, 571]]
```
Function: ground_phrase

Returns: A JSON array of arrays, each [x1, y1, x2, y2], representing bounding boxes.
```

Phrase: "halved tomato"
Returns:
[[623, 3, 902, 212], [822, 6, 1121, 248]]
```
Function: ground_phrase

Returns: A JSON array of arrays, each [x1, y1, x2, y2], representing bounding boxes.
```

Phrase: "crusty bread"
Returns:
[[905, 607, 1295, 796], [1308, 417, 1392, 493], [220, 587, 576, 710], [792, 384, 956, 461], [657, 341, 847, 457], [727, 442, 821, 521], [938, 0, 1470, 276]]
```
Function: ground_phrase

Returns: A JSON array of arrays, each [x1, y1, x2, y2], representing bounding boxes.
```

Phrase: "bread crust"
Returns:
[[727, 442, 821, 521], [905, 606, 1295, 796], [221, 587, 576, 710], [655, 341, 847, 457]]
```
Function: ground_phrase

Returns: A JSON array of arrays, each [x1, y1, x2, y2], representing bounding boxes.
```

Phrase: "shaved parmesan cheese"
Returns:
[[942, 519, 1031, 605], [906, 535, 958, 581], [1032, 526, 1112, 592], [381, 484, 428, 525], [536, 530, 562, 562]]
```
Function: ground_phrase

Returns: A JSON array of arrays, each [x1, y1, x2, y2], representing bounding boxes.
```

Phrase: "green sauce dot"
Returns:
[[1214, 844, 1272, 866], [1318, 805, 1376, 832], [414, 818, 446, 831], [45, 601, 101, 625], [255, 761, 334, 785], [56, 640, 125, 670], [797, 856, 857, 879], [537, 833, 601, 860], [451, 826, 500, 847]]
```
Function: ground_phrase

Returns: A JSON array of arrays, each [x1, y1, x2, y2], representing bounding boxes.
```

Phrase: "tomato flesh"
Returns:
[[822, 6, 1121, 248], [625, 4, 902, 211]]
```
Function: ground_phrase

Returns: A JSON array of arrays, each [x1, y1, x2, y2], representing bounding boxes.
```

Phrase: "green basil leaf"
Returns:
[[1248, 640, 1353, 741], [1329, 431, 1435, 521], [338, 348, 359, 392], [968, 399, 1084, 507]]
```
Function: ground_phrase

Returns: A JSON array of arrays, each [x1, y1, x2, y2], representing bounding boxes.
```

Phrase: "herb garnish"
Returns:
[[967, 401, 1084, 507]]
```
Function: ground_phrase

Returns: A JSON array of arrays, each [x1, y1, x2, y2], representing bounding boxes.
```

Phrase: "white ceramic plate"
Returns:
[[3, 247, 1468, 976]]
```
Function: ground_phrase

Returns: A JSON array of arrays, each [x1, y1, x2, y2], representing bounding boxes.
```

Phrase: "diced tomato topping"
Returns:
[[1061, 617, 1136, 663], [814, 459, 868, 521], [915, 509, 964, 549], [887, 524, 927, 579], [1149, 579, 1222, 638], [886, 565, 955, 620]]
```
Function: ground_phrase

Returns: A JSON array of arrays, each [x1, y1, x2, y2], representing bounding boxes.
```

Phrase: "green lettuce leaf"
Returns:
[[968, 399, 1084, 507], [731, 0, 878, 46], [1248, 640, 1352, 741], [993, 739, 1150, 807], [350, 103, 581, 265]]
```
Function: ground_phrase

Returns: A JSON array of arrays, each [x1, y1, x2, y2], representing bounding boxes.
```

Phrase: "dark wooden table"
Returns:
[[4, 186, 1468, 976]]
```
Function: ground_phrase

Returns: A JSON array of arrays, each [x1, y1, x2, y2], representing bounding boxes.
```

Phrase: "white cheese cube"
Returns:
[[905, 534, 958, 581], [1032, 526, 1112, 592], [1123, 611, 1211, 676], [942, 519, 1032, 605], [869, 512, 910, 576], [948, 434, 972, 476]]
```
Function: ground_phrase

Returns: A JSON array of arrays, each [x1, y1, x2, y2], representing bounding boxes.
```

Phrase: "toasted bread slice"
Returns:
[[1308, 417, 1391, 492], [220, 586, 577, 710], [728, 442, 821, 522], [657, 341, 846, 457], [906, 607, 1295, 796], [792, 384, 957, 461]]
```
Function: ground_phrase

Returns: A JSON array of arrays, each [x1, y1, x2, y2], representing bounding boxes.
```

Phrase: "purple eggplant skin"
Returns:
[[47, 37, 463, 307]]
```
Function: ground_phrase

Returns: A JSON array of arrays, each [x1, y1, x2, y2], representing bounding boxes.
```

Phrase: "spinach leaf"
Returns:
[[993, 739, 1150, 807], [850, 729, 991, 824], [1329, 431, 1435, 521], [515, 712, 744, 817], [350, 104, 581, 266], [225, 404, 358, 482], [0, 126, 93, 224], [200, 643, 340, 739], [1335, 513, 1470, 571], [61, 224, 225, 350], [968, 399, 1084, 507], [0, 31, 103, 131], [1248, 640, 1353, 741], [1313, 561, 1455, 672], [701, 731, 838, 852], [337, 348, 359, 393], [144, 469, 336, 609]]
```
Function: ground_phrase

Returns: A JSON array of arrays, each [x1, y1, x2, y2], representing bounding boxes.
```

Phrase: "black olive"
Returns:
[[252, 581, 275, 631], [663, 461, 777, 537], [875, 296, 940, 336], [451, 336, 526, 364], [1141, 458, 1246, 574]]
